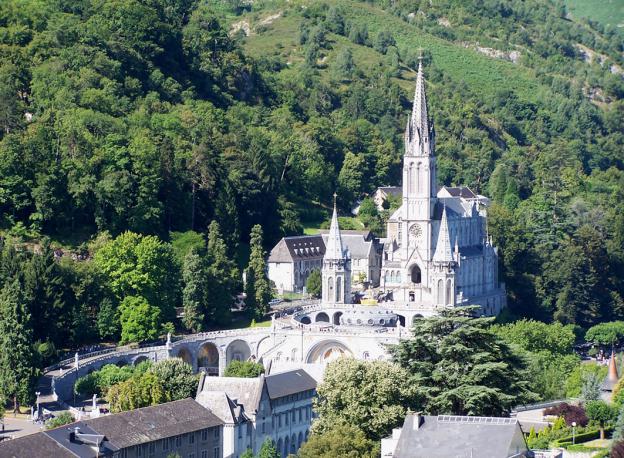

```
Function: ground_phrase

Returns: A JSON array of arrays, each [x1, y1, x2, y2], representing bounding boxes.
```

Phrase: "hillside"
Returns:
[[565, 0, 624, 29], [0, 0, 621, 354]]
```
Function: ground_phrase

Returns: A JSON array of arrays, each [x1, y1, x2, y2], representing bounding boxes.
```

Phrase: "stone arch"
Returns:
[[306, 340, 353, 363], [397, 314, 406, 327], [133, 355, 148, 366], [176, 347, 193, 365], [197, 342, 219, 375], [226, 339, 251, 364], [333, 311, 343, 325], [410, 264, 422, 284], [315, 312, 329, 323], [300, 316, 311, 325]]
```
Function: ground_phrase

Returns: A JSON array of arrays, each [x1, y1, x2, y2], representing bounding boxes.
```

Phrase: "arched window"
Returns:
[[437, 279, 444, 305], [409, 163, 415, 194], [446, 279, 452, 306], [416, 162, 422, 193], [327, 277, 334, 301], [396, 271, 401, 283], [336, 277, 342, 302], [411, 265, 422, 284], [390, 271, 395, 283]]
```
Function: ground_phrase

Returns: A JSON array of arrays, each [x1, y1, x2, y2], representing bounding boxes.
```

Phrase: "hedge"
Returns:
[[552, 427, 613, 447]]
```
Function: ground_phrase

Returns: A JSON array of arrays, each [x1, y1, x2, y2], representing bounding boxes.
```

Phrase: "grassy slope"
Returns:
[[565, 0, 624, 28]]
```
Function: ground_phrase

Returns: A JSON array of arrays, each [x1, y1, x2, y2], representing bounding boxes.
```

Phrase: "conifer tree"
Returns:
[[245, 224, 271, 319], [206, 221, 238, 325], [181, 249, 206, 332], [0, 280, 36, 412]]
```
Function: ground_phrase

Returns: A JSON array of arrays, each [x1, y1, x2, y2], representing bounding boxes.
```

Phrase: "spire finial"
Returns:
[[333, 192, 337, 210]]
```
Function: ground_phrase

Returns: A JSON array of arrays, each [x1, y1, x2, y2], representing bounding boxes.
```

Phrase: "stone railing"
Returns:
[[44, 348, 117, 372]]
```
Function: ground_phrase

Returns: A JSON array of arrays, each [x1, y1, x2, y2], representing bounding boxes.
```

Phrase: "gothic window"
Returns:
[[327, 277, 334, 301], [396, 271, 402, 283], [336, 277, 342, 302], [409, 291, 415, 302], [410, 265, 422, 284], [446, 279, 452, 306], [437, 279, 444, 305], [409, 163, 415, 194], [390, 271, 395, 283], [417, 162, 422, 193]]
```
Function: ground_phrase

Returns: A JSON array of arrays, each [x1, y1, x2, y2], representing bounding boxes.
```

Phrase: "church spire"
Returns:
[[433, 205, 453, 263], [325, 193, 345, 260], [405, 58, 434, 157]]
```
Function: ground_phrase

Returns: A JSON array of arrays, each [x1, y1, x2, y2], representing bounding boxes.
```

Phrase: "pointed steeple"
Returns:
[[405, 57, 434, 157], [602, 350, 619, 394], [325, 193, 345, 260], [433, 205, 453, 263]]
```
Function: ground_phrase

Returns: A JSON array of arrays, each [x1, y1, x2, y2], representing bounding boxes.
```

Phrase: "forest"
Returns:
[[0, 0, 623, 405]]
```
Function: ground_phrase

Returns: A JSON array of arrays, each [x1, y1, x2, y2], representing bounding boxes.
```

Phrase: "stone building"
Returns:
[[380, 61, 506, 318], [196, 368, 317, 458], [0, 398, 224, 458]]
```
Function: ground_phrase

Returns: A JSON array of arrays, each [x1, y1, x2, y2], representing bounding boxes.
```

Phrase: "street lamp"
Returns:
[[572, 421, 577, 445]]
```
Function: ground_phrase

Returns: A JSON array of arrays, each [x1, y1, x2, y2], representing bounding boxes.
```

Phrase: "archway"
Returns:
[[306, 340, 353, 363], [397, 314, 406, 327], [197, 342, 219, 375], [284, 436, 289, 458], [176, 347, 193, 365], [410, 264, 422, 284], [300, 316, 311, 325], [226, 339, 251, 364], [315, 312, 329, 323], [291, 434, 297, 454], [133, 356, 148, 366], [333, 312, 343, 325], [115, 360, 127, 367]]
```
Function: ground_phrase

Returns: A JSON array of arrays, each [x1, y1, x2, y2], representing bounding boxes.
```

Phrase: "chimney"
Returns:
[[413, 412, 423, 430]]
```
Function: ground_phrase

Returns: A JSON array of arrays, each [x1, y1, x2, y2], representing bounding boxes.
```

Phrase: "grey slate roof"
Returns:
[[268, 236, 325, 263], [265, 369, 317, 400], [393, 414, 529, 458], [321, 233, 373, 259], [440, 186, 477, 199], [0, 432, 77, 458], [197, 375, 265, 414], [85, 398, 221, 449]]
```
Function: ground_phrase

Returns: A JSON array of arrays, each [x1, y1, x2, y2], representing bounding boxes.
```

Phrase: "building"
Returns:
[[0, 398, 223, 458], [373, 186, 402, 211], [195, 368, 317, 458], [381, 413, 530, 458], [380, 61, 506, 318], [601, 351, 619, 401], [267, 231, 382, 294]]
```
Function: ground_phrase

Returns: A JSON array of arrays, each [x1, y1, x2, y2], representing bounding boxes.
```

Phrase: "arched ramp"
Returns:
[[306, 340, 353, 363], [226, 339, 251, 364], [176, 347, 193, 365], [197, 342, 219, 375]]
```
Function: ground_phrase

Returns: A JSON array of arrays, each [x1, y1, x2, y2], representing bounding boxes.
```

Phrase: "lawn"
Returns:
[[565, 0, 624, 28]]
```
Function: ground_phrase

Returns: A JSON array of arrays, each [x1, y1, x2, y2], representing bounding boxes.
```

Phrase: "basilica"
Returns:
[[320, 62, 506, 319]]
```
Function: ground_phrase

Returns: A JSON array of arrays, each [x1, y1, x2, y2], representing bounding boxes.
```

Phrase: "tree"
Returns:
[[257, 438, 280, 458], [224, 360, 265, 378], [585, 321, 624, 347], [306, 269, 321, 298], [585, 400, 616, 439], [205, 221, 238, 326], [491, 319, 575, 356], [581, 372, 602, 402], [314, 359, 418, 441], [299, 424, 379, 458], [337, 152, 366, 206], [97, 298, 119, 341], [374, 30, 395, 54], [118, 296, 161, 344], [0, 280, 36, 412], [107, 371, 165, 413], [93, 232, 179, 320], [391, 306, 536, 416], [181, 249, 206, 332], [613, 403, 624, 442], [148, 359, 198, 401], [245, 225, 271, 319], [332, 48, 355, 81]]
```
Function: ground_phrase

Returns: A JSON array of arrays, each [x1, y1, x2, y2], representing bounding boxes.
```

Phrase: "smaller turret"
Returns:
[[433, 206, 453, 264]]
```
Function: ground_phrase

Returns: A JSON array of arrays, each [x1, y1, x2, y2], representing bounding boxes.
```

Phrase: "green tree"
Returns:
[[245, 225, 271, 319], [107, 371, 165, 413], [306, 269, 322, 298], [314, 359, 418, 441], [148, 359, 198, 401], [118, 296, 161, 344], [491, 319, 575, 355], [338, 152, 366, 206], [0, 281, 36, 412], [581, 372, 602, 402], [181, 249, 206, 332], [585, 400, 616, 439], [257, 438, 280, 458], [45, 412, 74, 430], [332, 47, 355, 81], [97, 298, 119, 341], [93, 232, 179, 320], [374, 30, 395, 54], [585, 322, 624, 347], [299, 424, 380, 458], [613, 403, 624, 442], [391, 306, 536, 416], [224, 360, 265, 378], [205, 221, 238, 326]]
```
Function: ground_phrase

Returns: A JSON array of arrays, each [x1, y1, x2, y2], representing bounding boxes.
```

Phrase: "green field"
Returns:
[[565, 0, 624, 28]]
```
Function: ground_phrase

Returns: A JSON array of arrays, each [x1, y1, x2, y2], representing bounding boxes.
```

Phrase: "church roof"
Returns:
[[438, 186, 477, 199], [321, 233, 373, 259], [197, 374, 265, 414]]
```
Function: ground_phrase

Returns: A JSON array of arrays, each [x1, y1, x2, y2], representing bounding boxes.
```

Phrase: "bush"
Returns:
[[544, 403, 588, 426], [45, 412, 74, 429], [224, 360, 265, 378]]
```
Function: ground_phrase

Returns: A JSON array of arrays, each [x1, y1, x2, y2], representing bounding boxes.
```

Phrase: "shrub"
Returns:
[[224, 360, 265, 378], [45, 412, 74, 429], [544, 403, 588, 426]]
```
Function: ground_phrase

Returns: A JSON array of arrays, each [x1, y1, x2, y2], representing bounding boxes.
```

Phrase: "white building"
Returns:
[[380, 60, 506, 319]]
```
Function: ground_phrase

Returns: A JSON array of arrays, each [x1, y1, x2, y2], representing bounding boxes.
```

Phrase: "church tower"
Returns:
[[322, 195, 351, 304], [431, 206, 456, 306], [401, 59, 437, 261]]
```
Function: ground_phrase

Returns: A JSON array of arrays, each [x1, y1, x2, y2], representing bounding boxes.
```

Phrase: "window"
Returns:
[[202, 429, 208, 441], [279, 414, 282, 428], [137, 445, 142, 457], [163, 438, 169, 451], [214, 428, 219, 439], [201, 451, 208, 458], [292, 411, 296, 423], [176, 436, 182, 447], [189, 433, 195, 444], [213, 447, 220, 458], [149, 443, 155, 455], [298, 408, 302, 422], [189, 454, 195, 458]]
